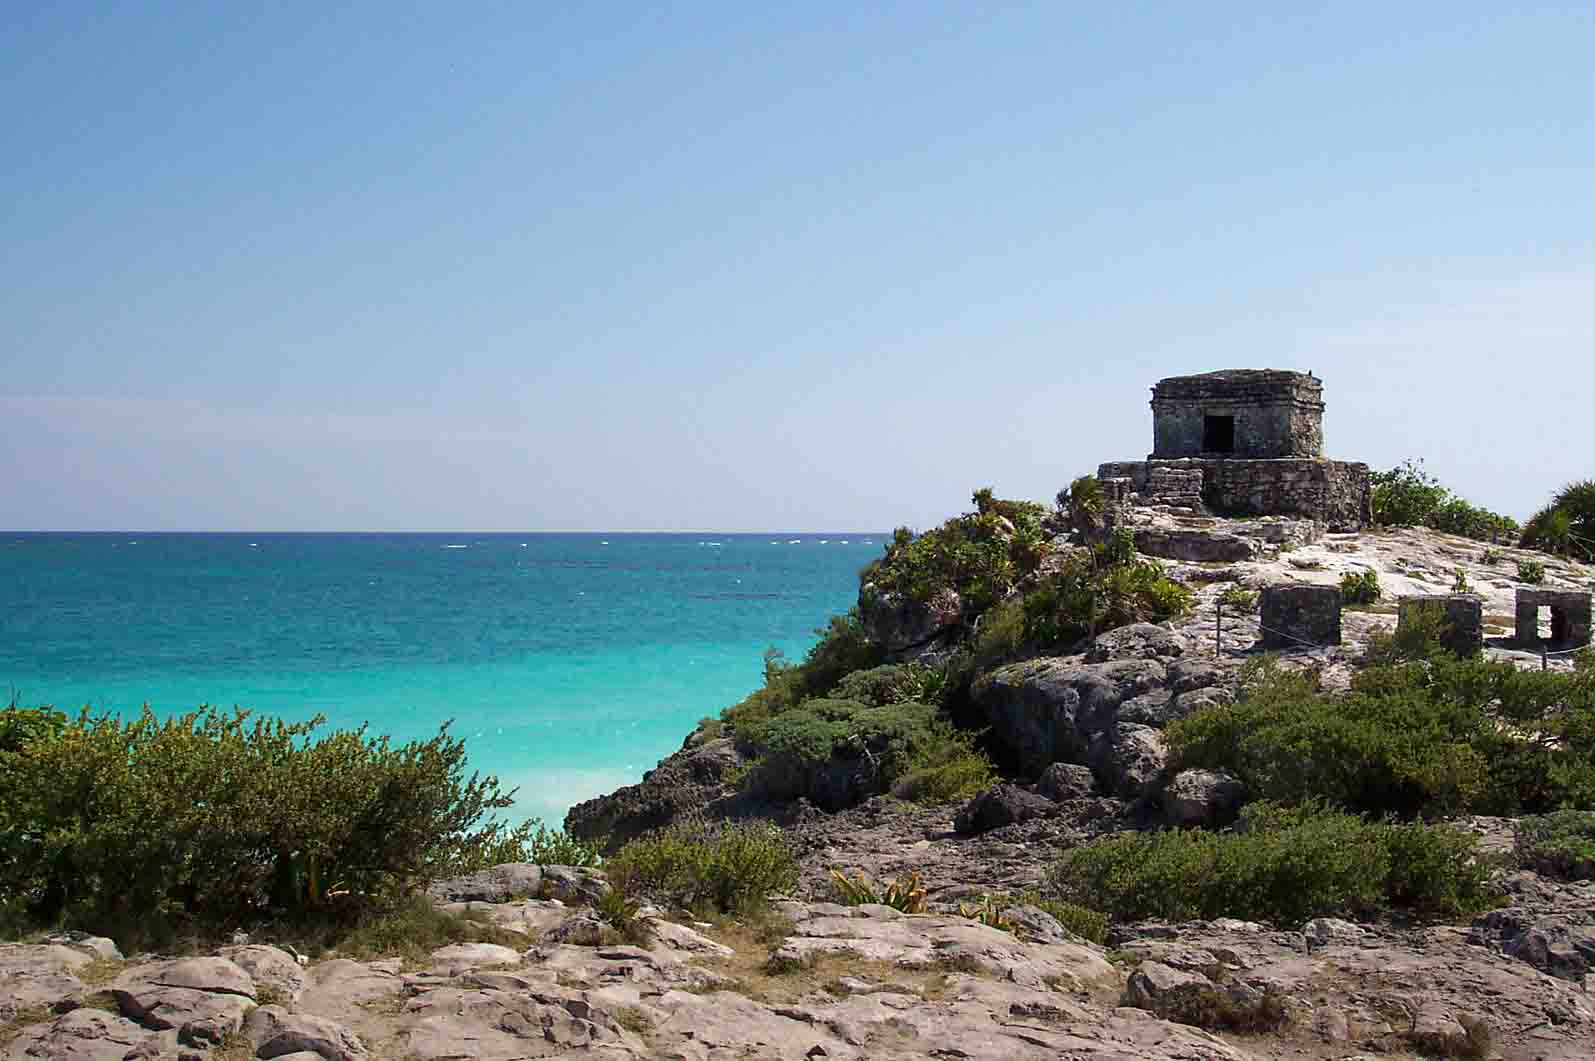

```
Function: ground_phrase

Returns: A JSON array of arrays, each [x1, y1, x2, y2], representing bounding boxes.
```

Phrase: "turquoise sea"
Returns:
[[0, 533, 880, 825]]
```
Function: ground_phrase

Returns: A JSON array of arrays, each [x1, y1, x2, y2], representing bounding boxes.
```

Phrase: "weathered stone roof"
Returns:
[[1151, 369, 1321, 405]]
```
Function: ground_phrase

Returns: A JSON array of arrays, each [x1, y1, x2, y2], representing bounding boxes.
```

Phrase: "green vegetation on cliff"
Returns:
[[862, 488, 1052, 614], [1021, 531, 1194, 648], [737, 698, 994, 808]]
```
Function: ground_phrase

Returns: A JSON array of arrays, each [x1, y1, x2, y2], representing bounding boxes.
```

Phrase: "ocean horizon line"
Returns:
[[0, 529, 891, 537]]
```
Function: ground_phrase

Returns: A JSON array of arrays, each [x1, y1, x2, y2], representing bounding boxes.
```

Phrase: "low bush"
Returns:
[[1065, 474, 1105, 529], [1167, 652, 1595, 817], [1046, 802, 1498, 925], [861, 490, 1051, 618], [606, 822, 798, 915], [1364, 600, 1448, 664], [1218, 585, 1258, 613], [1515, 811, 1595, 880], [521, 821, 603, 867], [1517, 559, 1547, 585], [1372, 459, 1519, 543], [1022, 533, 1193, 648], [1339, 569, 1382, 605], [738, 699, 992, 808], [889, 722, 997, 804], [0, 704, 530, 946], [593, 887, 651, 945], [833, 663, 947, 708]]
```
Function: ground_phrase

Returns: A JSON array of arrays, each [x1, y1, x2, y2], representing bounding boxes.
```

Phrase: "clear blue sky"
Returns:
[[3, 3, 1591, 531]]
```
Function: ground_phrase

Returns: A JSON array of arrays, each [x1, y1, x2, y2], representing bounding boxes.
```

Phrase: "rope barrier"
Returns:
[[1211, 601, 1341, 655]]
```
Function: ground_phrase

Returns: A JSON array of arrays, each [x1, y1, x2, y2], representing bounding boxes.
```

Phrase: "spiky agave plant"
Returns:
[[828, 869, 928, 913]]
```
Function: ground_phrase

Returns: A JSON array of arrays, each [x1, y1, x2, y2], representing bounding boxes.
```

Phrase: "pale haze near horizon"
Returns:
[[2, 4, 1590, 533]]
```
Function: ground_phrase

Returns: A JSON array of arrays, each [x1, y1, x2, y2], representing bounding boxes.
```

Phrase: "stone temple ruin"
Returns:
[[1099, 369, 1371, 530]]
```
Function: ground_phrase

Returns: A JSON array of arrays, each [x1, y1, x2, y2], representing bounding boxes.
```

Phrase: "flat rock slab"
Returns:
[[428, 942, 524, 973], [243, 1004, 369, 1061], [219, 945, 307, 1004], [110, 956, 257, 1042], [0, 1008, 165, 1061], [773, 905, 1115, 993]]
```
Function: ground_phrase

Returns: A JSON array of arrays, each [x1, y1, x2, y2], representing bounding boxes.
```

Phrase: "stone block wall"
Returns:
[[1095, 458, 1370, 530], [1515, 588, 1593, 649], [1260, 584, 1342, 648], [1398, 594, 1484, 657]]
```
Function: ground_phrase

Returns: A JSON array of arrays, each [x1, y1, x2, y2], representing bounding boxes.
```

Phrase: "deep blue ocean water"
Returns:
[[0, 532, 880, 825]]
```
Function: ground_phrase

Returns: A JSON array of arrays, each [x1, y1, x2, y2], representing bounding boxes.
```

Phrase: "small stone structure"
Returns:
[[1097, 369, 1371, 530], [1515, 588, 1593, 649], [1151, 369, 1324, 459], [1260, 584, 1341, 648], [1398, 594, 1484, 657]]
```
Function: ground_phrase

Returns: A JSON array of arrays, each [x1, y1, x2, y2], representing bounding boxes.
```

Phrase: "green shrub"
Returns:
[[890, 721, 997, 804], [1521, 480, 1595, 561], [1515, 811, 1595, 880], [1339, 569, 1382, 605], [0, 705, 528, 944], [1517, 559, 1547, 585], [1364, 600, 1449, 664], [861, 491, 1051, 617], [1167, 651, 1595, 817], [1046, 802, 1498, 925], [833, 663, 947, 708], [739, 698, 991, 808], [1372, 459, 1449, 527], [1218, 585, 1258, 613], [1021, 544, 1193, 649], [1372, 459, 1519, 543], [519, 821, 603, 868], [1066, 474, 1105, 528], [606, 822, 798, 914]]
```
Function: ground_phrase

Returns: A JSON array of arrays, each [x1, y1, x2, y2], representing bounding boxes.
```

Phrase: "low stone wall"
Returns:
[[1398, 594, 1484, 657], [1259, 584, 1342, 648], [1515, 588, 1593, 649], [1097, 458, 1370, 530]]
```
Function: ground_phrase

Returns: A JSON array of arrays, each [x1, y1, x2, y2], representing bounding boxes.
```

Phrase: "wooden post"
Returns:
[[1542, 646, 1549, 672]]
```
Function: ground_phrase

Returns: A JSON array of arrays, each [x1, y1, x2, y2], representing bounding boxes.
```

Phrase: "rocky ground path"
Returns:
[[3, 847, 1593, 1061]]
